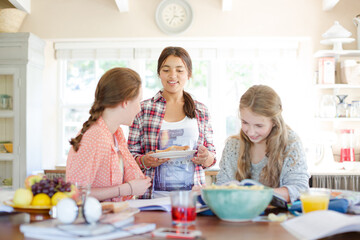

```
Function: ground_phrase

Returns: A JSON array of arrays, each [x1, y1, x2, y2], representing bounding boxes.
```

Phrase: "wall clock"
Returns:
[[155, 0, 193, 35]]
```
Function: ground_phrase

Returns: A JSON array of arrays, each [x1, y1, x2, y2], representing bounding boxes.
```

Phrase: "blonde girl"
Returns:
[[216, 85, 309, 202]]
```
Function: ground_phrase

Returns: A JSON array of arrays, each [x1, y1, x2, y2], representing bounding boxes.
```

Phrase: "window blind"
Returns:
[[54, 38, 301, 60]]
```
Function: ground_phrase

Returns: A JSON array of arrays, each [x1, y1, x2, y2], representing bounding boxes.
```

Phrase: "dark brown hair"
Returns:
[[70, 67, 142, 151], [157, 46, 196, 118]]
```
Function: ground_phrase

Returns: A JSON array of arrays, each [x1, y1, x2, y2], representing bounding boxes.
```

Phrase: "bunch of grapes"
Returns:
[[31, 177, 72, 198]]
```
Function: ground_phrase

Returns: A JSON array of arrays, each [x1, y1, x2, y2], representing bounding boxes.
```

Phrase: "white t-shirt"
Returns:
[[153, 116, 199, 198]]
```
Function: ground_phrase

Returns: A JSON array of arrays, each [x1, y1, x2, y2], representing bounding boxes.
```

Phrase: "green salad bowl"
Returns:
[[201, 187, 274, 222]]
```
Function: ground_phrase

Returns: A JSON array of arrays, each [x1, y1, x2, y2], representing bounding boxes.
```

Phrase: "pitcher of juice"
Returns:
[[340, 129, 355, 162]]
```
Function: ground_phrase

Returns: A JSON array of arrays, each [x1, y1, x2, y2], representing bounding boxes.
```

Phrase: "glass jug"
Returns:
[[340, 129, 355, 162], [336, 95, 348, 118]]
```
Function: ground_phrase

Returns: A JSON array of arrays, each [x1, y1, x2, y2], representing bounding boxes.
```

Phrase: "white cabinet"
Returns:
[[314, 50, 360, 120], [0, 33, 45, 189], [313, 50, 360, 163]]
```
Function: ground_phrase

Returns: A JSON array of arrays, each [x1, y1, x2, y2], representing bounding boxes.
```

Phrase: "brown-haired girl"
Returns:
[[216, 85, 310, 202], [128, 47, 216, 199], [66, 67, 151, 202]]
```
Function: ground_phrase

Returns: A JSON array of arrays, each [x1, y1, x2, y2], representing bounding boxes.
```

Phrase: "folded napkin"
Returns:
[[0, 204, 14, 212], [288, 199, 349, 215]]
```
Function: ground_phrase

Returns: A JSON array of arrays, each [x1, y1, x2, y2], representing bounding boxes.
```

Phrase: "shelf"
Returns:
[[0, 185, 13, 190], [314, 50, 360, 58], [0, 110, 14, 118], [0, 153, 14, 161], [314, 84, 360, 89], [315, 117, 360, 122]]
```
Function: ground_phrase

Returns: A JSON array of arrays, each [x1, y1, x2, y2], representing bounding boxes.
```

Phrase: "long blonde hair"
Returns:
[[234, 85, 292, 187], [70, 67, 141, 152]]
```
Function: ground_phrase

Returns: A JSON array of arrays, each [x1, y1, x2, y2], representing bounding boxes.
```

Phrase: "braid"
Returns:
[[69, 67, 141, 153], [69, 102, 104, 152]]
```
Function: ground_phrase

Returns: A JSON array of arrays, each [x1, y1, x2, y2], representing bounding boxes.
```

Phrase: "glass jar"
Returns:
[[351, 100, 360, 118], [0, 94, 12, 110], [319, 95, 336, 118], [340, 129, 355, 162]]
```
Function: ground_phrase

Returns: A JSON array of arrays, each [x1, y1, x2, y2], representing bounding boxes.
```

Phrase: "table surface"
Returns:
[[2, 211, 360, 240]]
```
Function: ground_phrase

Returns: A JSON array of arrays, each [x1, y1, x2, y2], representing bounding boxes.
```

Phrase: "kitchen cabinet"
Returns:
[[0, 33, 45, 189], [314, 50, 360, 163], [314, 50, 360, 120]]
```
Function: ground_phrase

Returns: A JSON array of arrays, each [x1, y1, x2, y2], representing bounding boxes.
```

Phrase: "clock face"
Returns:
[[155, 0, 193, 35], [162, 4, 187, 28]]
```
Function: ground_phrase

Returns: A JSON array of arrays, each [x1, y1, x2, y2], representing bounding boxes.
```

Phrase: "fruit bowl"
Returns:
[[8, 175, 80, 221], [4, 200, 51, 212], [4, 200, 52, 222], [201, 186, 273, 222]]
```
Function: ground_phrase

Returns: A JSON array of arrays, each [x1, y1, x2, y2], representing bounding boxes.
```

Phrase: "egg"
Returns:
[[56, 198, 79, 224], [82, 197, 102, 224]]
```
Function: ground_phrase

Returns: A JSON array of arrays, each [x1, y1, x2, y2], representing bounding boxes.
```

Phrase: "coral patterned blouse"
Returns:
[[66, 116, 145, 201]]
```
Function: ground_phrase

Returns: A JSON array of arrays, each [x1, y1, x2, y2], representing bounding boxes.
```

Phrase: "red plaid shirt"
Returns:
[[128, 91, 216, 199]]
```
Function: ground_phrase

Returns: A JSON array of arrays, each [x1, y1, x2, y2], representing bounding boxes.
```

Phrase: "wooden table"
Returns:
[[2, 210, 360, 240]]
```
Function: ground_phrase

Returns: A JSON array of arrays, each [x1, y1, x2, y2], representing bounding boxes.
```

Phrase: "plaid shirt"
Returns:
[[128, 91, 216, 199]]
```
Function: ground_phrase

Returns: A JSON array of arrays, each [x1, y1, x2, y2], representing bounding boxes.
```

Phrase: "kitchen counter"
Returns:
[[309, 161, 360, 175], [310, 163, 360, 191]]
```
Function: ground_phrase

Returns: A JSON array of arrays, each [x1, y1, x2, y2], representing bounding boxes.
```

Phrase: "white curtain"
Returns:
[[312, 175, 360, 191]]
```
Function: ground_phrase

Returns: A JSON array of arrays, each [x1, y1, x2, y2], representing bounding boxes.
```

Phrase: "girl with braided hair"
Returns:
[[216, 85, 310, 203], [66, 67, 151, 202]]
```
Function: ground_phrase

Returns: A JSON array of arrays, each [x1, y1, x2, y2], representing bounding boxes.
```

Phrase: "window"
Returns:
[[55, 39, 311, 166]]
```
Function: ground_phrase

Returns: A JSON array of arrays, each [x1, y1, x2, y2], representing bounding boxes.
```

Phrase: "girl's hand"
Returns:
[[128, 176, 152, 196], [143, 152, 170, 168], [192, 145, 210, 166], [191, 185, 203, 194]]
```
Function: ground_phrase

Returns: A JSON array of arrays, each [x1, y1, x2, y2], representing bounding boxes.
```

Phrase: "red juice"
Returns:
[[340, 148, 355, 162], [171, 206, 196, 224]]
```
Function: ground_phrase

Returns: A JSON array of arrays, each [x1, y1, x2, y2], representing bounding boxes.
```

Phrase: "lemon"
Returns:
[[51, 192, 69, 206], [31, 193, 51, 206], [13, 188, 33, 206]]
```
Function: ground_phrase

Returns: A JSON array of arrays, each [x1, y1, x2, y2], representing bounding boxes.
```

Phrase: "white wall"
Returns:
[[19, 0, 360, 50]]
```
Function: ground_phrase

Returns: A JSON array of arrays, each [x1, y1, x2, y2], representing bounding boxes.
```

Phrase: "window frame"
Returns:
[[55, 38, 311, 167]]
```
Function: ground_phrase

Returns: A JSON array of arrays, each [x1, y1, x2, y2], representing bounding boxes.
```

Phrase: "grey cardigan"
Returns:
[[216, 130, 310, 203]]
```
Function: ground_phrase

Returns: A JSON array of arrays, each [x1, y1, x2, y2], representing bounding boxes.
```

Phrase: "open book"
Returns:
[[222, 179, 288, 209], [127, 197, 171, 212], [281, 210, 360, 240]]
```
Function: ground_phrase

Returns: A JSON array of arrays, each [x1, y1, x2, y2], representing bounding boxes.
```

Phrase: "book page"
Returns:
[[127, 197, 171, 212], [281, 210, 360, 240]]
